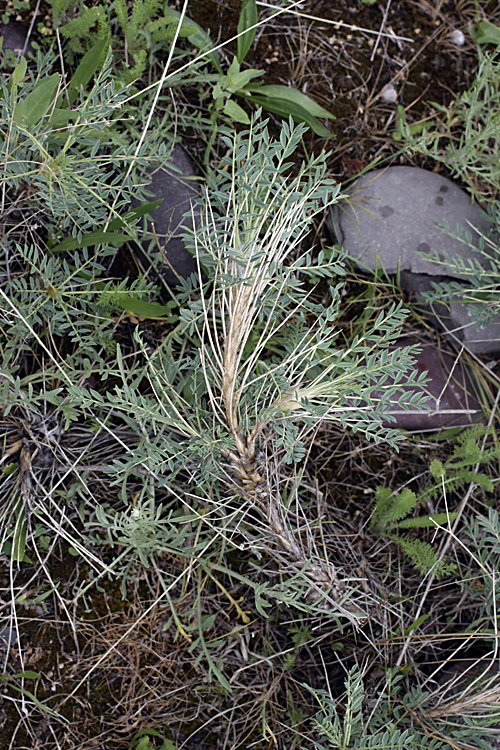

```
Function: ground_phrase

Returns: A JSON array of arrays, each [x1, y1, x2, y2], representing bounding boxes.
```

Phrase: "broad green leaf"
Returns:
[[1, 671, 40, 681], [32, 585, 59, 604], [133, 729, 163, 740], [392, 104, 436, 142], [237, 0, 258, 64], [11, 56, 27, 87], [163, 6, 198, 33], [50, 231, 134, 254], [247, 83, 335, 119], [51, 201, 163, 254], [403, 612, 432, 636], [475, 21, 500, 45], [131, 729, 175, 749], [227, 56, 241, 77], [47, 108, 78, 128], [107, 199, 163, 231], [223, 99, 250, 124], [0, 677, 62, 718], [227, 68, 264, 92], [68, 38, 108, 104], [189, 27, 222, 73], [4, 493, 29, 563], [111, 296, 176, 319], [225, 58, 263, 93], [239, 91, 333, 137], [13, 73, 61, 127], [12, 514, 27, 563]]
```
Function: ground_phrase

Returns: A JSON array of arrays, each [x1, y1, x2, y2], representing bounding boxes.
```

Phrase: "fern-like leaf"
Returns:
[[394, 512, 457, 530], [371, 488, 416, 532], [393, 534, 457, 579]]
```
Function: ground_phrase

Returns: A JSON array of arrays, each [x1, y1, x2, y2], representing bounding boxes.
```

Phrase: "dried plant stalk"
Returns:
[[219, 249, 350, 606]]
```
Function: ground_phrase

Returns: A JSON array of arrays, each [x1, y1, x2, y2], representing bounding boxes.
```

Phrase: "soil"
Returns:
[[187, 0, 496, 179]]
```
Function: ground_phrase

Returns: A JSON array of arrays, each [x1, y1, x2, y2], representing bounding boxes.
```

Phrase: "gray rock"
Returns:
[[0, 625, 19, 649], [377, 339, 484, 432], [329, 166, 489, 276], [402, 272, 500, 354], [0, 21, 31, 59], [137, 143, 200, 285], [328, 166, 500, 354]]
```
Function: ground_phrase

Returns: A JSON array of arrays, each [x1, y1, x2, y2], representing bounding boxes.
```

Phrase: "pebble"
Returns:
[[0, 626, 19, 649], [450, 29, 465, 46], [380, 84, 397, 103], [401, 271, 500, 354], [0, 21, 32, 60]]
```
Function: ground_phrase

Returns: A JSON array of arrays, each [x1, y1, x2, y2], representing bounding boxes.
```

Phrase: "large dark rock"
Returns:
[[137, 143, 200, 286], [377, 339, 484, 432], [328, 166, 500, 354]]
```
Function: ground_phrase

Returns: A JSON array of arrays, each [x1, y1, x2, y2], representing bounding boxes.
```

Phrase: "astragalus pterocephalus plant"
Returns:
[[89, 116, 428, 620], [174, 116, 428, 615]]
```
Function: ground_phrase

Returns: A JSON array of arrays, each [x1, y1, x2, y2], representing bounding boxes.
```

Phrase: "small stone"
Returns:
[[402, 272, 500, 354], [0, 626, 19, 649], [450, 29, 465, 46], [380, 84, 397, 103]]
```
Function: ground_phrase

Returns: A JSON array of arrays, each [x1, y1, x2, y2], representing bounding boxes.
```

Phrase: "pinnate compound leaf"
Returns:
[[371, 487, 416, 530], [395, 534, 457, 578], [395, 512, 457, 529]]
